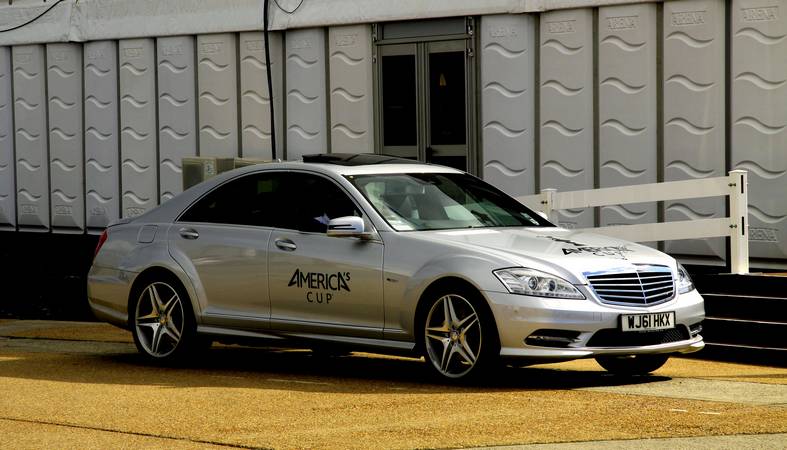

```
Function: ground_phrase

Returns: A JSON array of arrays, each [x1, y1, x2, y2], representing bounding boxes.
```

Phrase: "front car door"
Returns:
[[267, 171, 385, 338], [168, 171, 285, 328]]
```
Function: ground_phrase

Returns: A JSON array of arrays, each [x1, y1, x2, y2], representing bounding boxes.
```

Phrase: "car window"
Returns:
[[281, 173, 362, 233], [179, 172, 284, 227]]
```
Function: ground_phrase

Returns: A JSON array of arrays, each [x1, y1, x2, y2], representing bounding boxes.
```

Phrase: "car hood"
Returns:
[[413, 226, 675, 284]]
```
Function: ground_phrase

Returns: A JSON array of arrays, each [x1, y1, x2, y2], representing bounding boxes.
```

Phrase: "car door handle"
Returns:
[[179, 227, 200, 240], [275, 239, 297, 251]]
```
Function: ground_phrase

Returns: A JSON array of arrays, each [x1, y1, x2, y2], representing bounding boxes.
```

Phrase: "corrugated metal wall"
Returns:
[[0, 47, 15, 231], [0, 0, 785, 266], [0, 28, 376, 234], [731, 0, 787, 261], [480, 0, 787, 264], [662, 0, 725, 258]]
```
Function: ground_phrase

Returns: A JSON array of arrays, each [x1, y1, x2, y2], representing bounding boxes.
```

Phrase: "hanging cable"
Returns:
[[273, 0, 304, 15], [263, 0, 277, 160], [0, 0, 66, 33]]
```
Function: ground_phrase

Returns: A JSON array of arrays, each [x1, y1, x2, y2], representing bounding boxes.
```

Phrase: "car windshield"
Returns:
[[346, 172, 553, 231]]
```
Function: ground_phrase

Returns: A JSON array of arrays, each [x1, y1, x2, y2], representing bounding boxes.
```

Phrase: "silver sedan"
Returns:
[[88, 154, 705, 380]]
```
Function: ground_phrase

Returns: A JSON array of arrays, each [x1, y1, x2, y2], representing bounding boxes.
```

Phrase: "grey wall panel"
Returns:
[[731, 0, 787, 260], [539, 9, 594, 228], [598, 4, 657, 230], [47, 43, 84, 232], [198, 34, 238, 158], [119, 39, 157, 218], [84, 41, 119, 231], [286, 28, 328, 160], [329, 25, 374, 153], [480, 14, 535, 197], [0, 47, 14, 230], [13, 45, 49, 230], [239, 31, 283, 159], [663, 0, 726, 258], [157, 36, 196, 202]]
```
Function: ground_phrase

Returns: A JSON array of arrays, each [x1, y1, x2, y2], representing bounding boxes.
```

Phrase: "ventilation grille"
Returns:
[[585, 265, 675, 306], [587, 326, 690, 348]]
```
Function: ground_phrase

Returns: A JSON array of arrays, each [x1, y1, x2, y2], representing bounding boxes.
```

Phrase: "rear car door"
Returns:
[[268, 172, 385, 338], [169, 171, 285, 326]]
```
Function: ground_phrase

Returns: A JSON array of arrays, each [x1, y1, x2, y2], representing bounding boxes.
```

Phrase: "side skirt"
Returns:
[[196, 325, 418, 357]]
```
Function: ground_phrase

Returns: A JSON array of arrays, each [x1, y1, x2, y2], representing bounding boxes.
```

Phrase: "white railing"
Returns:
[[518, 170, 750, 274]]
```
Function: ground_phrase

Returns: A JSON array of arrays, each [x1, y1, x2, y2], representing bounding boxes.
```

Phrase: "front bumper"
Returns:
[[483, 287, 705, 361]]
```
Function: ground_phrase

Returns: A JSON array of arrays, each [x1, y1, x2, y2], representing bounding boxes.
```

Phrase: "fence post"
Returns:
[[541, 188, 558, 224], [728, 170, 749, 275]]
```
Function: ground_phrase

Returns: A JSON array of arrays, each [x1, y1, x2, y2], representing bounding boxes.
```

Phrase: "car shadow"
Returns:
[[0, 339, 672, 393]]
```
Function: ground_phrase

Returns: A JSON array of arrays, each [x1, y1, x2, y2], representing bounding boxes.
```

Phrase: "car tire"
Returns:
[[129, 273, 199, 363], [595, 354, 670, 375], [419, 287, 500, 381]]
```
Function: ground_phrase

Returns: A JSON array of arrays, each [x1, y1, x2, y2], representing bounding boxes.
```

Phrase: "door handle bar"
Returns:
[[179, 228, 199, 240], [275, 239, 297, 251]]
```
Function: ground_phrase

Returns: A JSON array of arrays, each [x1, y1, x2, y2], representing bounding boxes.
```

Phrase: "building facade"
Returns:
[[0, 0, 785, 268]]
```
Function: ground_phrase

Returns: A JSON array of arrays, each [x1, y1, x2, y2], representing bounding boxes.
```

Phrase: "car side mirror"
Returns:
[[327, 216, 370, 238]]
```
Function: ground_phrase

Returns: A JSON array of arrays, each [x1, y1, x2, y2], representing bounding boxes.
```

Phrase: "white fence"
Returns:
[[519, 170, 749, 275]]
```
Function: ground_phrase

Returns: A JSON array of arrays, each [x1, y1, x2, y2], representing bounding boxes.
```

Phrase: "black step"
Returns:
[[703, 294, 787, 322], [692, 272, 787, 298], [702, 317, 787, 349], [685, 270, 787, 362]]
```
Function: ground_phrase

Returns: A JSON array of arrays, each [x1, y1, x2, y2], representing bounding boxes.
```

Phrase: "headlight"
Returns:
[[677, 263, 695, 294], [493, 268, 585, 299]]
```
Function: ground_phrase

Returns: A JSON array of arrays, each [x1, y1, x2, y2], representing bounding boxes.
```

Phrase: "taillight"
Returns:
[[94, 229, 108, 260]]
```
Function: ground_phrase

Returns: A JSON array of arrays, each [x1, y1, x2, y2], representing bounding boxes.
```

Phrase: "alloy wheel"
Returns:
[[134, 281, 185, 358], [424, 294, 483, 379]]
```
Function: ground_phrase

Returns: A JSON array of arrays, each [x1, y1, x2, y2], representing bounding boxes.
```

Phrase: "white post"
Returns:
[[541, 188, 558, 224], [728, 170, 749, 275]]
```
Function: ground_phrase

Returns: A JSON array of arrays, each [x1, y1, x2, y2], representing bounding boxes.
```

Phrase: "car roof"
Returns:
[[117, 153, 464, 226]]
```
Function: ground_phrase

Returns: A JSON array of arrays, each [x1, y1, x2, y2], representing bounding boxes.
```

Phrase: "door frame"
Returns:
[[372, 17, 479, 175]]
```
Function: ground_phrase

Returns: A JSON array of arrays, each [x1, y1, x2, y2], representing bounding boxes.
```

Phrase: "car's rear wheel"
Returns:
[[595, 354, 669, 375], [421, 290, 498, 381], [130, 275, 197, 362]]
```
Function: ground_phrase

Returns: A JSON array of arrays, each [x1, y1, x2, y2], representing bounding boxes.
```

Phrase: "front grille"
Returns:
[[587, 326, 690, 347], [585, 265, 675, 306]]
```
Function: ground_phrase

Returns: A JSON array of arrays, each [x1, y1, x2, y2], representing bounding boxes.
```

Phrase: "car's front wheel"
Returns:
[[595, 354, 669, 375], [130, 275, 198, 362], [421, 289, 499, 381]]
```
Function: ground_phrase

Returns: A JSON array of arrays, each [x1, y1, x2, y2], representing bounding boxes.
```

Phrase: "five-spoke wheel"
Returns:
[[423, 292, 495, 380], [131, 276, 196, 361]]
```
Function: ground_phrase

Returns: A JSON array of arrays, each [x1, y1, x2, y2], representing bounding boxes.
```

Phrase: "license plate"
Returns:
[[621, 312, 675, 332]]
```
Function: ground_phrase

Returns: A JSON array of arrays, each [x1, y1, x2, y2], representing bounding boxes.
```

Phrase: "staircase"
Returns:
[[691, 271, 787, 364]]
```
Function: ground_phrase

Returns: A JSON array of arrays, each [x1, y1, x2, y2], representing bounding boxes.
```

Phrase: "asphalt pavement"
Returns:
[[0, 320, 785, 449]]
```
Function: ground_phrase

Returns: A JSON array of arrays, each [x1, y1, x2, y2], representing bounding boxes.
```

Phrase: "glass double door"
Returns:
[[379, 40, 471, 172]]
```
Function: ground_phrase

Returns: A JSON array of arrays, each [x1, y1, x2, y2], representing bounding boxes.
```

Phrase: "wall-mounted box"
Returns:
[[182, 157, 235, 190]]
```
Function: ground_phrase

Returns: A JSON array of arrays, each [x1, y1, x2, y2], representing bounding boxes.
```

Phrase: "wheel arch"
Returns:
[[413, 276, 500, 354], [127, 265, 200, 323]]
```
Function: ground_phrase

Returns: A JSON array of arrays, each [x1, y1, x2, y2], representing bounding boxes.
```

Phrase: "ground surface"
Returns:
[[0, 320, 785, 449]]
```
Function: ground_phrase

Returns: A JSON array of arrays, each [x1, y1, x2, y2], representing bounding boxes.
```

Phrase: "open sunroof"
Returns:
[[301, 153, 423, 166]]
